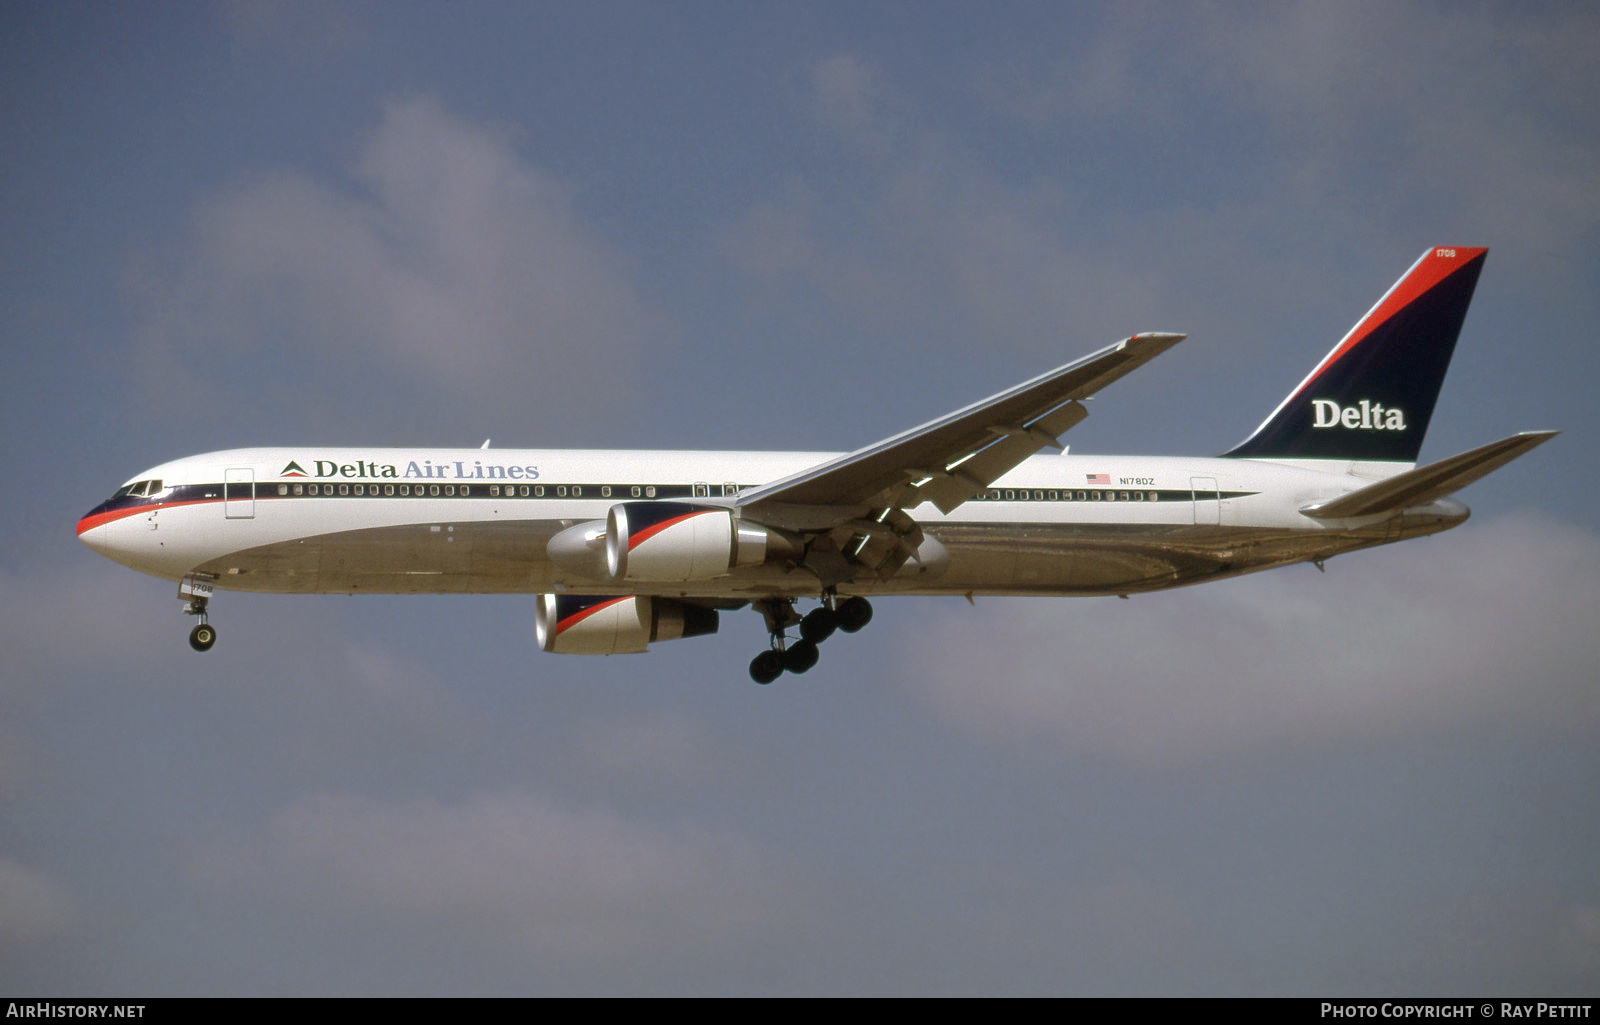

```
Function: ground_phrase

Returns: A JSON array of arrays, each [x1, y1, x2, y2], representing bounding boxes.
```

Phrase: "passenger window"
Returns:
[[384, 485, 394, 496], [601, 486, 611, 498], [339, 484, 349, 496], [277, 484, 288, 496], [645, 486, 656, 498], [429, 485, 439, 497]]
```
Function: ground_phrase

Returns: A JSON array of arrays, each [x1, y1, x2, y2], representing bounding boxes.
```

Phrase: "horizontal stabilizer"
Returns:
[[1300, 430, 1557, 519]]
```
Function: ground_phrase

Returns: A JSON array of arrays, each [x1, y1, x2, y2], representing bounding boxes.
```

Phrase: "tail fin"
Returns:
[[1223, 247, 1488, 463]]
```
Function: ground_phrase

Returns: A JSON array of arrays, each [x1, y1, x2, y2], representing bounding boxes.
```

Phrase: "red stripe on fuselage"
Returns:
[[75, 498, 219, 536], [627, 510, 713, 551]]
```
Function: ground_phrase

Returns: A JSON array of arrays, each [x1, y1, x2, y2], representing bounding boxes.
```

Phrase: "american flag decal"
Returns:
[[1086, 472, 1110, 485]]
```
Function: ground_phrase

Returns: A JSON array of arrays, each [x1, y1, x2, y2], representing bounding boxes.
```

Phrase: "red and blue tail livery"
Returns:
[[1224, 247, 1489, 464], [78, 246, 1553, 682]]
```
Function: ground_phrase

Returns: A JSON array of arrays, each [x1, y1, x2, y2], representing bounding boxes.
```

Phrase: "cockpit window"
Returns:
[[113, 479, 165, 500]]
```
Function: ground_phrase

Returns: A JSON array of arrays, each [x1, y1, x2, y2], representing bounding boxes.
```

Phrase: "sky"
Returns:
[[3, 0, 1599, 996]]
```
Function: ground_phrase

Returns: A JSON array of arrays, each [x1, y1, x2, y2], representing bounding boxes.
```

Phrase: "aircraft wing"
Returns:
[[735, 332, 1185, 526], [1300, 430, 1558, 520]]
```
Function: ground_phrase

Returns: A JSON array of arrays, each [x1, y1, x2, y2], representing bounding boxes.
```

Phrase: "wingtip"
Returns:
[[1123, 331, 1186, 351]]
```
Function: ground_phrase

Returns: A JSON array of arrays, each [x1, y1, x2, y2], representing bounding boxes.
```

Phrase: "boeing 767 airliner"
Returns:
[[78, 247, 1554, 682]]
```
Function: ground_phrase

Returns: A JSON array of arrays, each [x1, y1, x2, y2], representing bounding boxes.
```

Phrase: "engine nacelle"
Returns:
[[535, 594, 719, 655], [606, 502, 780, 583]]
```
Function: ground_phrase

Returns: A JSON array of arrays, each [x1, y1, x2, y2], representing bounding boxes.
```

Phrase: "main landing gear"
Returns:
[[748, 593, 873, 684], [179, 573, 217, 652]]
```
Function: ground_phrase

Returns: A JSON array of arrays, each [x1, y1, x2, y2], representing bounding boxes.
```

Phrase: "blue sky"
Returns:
[[4, 1, 1599, 995]]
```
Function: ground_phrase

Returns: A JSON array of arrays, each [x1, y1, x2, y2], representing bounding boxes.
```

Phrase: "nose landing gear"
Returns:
[[179, 573, 217, 652], [747, 593, 872, 684], [188, 619, 216, 652]]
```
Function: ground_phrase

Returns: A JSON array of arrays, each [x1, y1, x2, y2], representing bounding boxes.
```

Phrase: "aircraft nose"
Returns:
[[77, 504, 118, 556]]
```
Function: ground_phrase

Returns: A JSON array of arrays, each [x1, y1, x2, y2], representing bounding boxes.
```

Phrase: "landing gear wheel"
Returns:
[[781, 639, 820, 674], [750, 650, 783, 684], [837, 596, 873, 633], [800, 607, 838, 644], [189, 623, 217, 652]]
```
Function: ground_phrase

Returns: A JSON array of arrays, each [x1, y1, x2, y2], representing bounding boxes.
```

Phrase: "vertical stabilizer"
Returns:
[[1224, 247, 1488, 463]]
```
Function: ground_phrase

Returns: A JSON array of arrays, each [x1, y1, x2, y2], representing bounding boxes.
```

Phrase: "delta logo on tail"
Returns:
[[1225, 246, 1486, 463], [1311, 399, 1407, 432]]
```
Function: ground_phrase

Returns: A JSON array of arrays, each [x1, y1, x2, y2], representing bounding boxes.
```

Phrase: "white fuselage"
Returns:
[[77, 446, 1467, 600]]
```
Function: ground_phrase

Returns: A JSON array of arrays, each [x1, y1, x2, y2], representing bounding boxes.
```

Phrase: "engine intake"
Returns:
[[535, 594, 719, 655]]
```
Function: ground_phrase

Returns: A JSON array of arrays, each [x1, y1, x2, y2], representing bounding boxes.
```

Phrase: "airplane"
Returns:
[[78, 246, 1554, 683]]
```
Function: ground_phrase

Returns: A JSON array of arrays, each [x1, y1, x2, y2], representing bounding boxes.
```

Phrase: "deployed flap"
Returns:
[[736, 332, 1184, 518], [1301, 430, 1557, 519]]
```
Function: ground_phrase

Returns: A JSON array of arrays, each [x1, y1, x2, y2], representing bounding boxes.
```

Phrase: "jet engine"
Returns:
[[535, 593, 719, 655], [605, 502, 795, 583]]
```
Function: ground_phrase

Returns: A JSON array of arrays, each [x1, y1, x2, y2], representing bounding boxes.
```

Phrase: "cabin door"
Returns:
[[1191, 477, 1219, 526], [225, 467, 256, 519]]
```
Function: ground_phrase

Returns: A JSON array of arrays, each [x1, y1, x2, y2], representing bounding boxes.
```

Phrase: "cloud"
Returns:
[[718, 51, 1340, 372], [126, 96, 662, 434], [0, 859, 79, 946], [188, 790, 792, 963], [975, 3, 1600, 259], [721, 7, 1600, 390], [0, 563, 170, 688], [570, 709, 717, 788], [899, 513, 1600, 767], [217, 0, 371, 59]]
